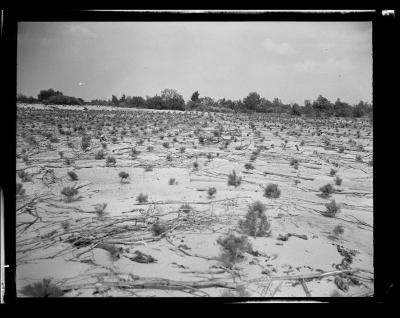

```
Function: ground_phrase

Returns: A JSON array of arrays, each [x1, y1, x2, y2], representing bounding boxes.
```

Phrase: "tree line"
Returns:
[[17, 88, 372, 118]]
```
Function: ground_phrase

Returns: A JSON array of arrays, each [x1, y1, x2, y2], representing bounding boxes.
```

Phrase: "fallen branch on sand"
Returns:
[[264, 171, 314, 181], [61, 278, 236, 292], [134, 197, 252, 206], [259, 269, 362, 282]]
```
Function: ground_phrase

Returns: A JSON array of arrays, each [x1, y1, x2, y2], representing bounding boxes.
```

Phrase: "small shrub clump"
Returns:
[[94, 203, 108, 217], [16, 183, 26, 196], [220, 285, 251, 297], [136, 193, 148, 203], [264, 183, 281, 199], [207, 187, 217, 198], [239, 201, 271, 237], [152, 220, 168, 236], [61, 187, 79, 202], [67, 171, 78, 181], [179, 203, 193, 213], [168, 178, 177, 185], [217, 233, 252, 268], [319, 183, 335, 198], [330, 169, 337, 177], [119, 171, 129, 182], [244, 162, 254, 170], [323, 200, 340, 217], [227, 170, 242, 187], [355, 155, 363, 162], [17, 170, 32, 182], [81, 135, 91, 150], [335, 176, 343, 186], [105, 155, 116, 167], [94, 149, 105, 160], [21, 278, 64, 297], [333, 224, 344, 236]]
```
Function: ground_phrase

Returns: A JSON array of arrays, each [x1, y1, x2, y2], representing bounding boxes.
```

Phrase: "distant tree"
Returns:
[[161, 89, 185, 110], [38, 89, 63, 102], [111, 95, 119, 106], [17, 94, 38, 103], [312, 95, 333, 117], [272, 97, 284, 113], [125, 96, 146, 108], [119, 94, 126, 104], [290, 103, 302, 116], [334, 98, 353, 117], [191, 91, 200, 102], [353, 100, 371, 118], [243, 92, 262, 112], [217, 98, 236, 110], [303, 99, 315, 117], [146, 95, 164, 110], [199, 96, 215, 108], [43, 95, 83, 105]]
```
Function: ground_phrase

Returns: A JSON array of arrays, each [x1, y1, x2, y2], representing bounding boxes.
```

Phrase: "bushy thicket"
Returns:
[[21, 278, 63, 297], [20, 89, 372, 118]]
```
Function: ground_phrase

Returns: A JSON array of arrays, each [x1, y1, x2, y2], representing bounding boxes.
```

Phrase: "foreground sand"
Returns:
[[16, 104, 373, 297]]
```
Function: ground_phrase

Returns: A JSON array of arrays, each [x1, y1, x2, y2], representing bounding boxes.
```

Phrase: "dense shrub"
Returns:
[[119, 171, 129, 182], [67, 171, 78, 181], [152, 220, 168, 236], [264, 183, 281, 198], [239, 201, 271, 237], [60, 186, 79, 202], [323, 200, 340, 217], [21, 278, 64, 297], [319, 183, 335, 198]]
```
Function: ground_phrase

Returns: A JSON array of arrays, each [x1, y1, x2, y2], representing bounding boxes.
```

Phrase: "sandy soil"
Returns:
[[15, 103, 373, 297]]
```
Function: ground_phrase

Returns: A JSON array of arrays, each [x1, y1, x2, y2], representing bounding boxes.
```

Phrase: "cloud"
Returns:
[[64, 24, 97, 38], [294, 58, 355, 73], [262, 38, 296, 55]]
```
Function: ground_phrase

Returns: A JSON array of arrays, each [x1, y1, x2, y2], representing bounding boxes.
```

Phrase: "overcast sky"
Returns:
[[17, 21, 372, 104]]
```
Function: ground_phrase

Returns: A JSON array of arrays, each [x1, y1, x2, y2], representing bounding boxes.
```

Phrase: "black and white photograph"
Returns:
[[6, 10, 382, 300]]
